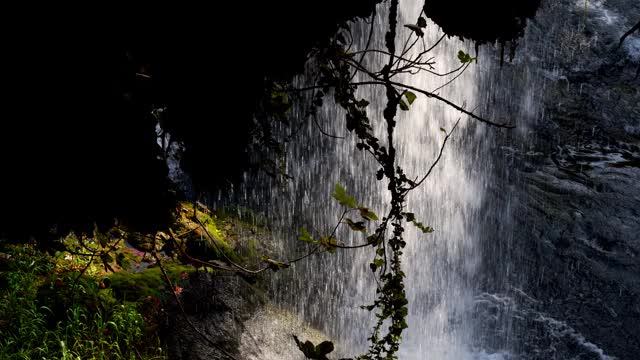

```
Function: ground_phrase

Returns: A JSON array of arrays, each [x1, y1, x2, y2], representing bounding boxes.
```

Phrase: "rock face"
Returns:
[[166, 272, 331, 360], [475, 0, 640, 358], [167, 1, 639, 358], [238, 305, 331, 360], [166, 272, 264, 360]]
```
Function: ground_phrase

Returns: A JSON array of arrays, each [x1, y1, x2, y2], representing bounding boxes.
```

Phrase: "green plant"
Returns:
[[0, 242, 167, 360], [280, 1, 511, 358]]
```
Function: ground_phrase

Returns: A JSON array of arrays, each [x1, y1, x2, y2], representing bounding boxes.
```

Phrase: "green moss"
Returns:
[[177, 202, 241, 263], [216, 205, 268, 228], [237, 237, 260, 262], [108, 263, 194, 302]]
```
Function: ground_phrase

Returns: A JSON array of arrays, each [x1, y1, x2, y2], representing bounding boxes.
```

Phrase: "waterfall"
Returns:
[[234, 0, 545, 359]]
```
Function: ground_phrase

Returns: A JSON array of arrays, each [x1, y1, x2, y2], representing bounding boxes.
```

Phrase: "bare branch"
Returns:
[[406, 118, 461, 192], [350, 8, 377, 82], [312, 114, 345, 139], [350, 80, 514, 128], [430, 62, 471, 93]]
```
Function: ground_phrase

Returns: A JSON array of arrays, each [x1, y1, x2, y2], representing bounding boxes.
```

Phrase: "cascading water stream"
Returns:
[[209, 0, 640, 358], [232, 0, 547, 358]]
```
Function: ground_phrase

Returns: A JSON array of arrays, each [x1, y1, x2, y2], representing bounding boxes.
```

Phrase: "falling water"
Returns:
[[217, 0, 640, 358], [232, 0, 548, 359]]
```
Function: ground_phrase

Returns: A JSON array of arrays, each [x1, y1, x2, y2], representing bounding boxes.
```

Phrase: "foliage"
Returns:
[[0, 243, 166, 359], [280, 0, 511, 358], [457, 50, 476, 64], [108, 263, 193, 302], [175, 202, 241, 263]]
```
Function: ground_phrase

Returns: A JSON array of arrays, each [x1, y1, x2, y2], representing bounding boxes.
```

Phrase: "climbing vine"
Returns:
[[281, 1, 513, 359]]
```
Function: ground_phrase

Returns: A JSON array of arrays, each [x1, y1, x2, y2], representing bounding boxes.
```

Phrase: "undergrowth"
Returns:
[[0, 243, 167, 360]]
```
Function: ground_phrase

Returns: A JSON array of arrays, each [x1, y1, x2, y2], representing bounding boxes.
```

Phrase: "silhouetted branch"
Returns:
[[406, 118, 461, 192], [349, 80, 514, 128], [618, 20, 639, 48]]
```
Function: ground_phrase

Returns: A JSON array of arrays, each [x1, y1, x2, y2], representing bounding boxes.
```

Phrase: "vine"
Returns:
[[101, 2, 514, 359], [282, 1, 512, 358]]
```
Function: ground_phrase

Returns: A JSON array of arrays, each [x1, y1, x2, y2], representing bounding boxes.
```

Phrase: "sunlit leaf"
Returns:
[[320, 236, 338, 253], [298, 227, 315, 243], [359, 207, 379, 221], [331, 184, 357, 208], [404, 91, 417, 105]]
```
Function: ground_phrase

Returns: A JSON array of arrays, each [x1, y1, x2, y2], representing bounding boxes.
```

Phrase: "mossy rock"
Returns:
[[176, 202, 241, 263], [108, 263, 194, 302]]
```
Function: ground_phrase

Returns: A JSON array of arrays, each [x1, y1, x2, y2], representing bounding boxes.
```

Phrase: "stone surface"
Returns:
[[490, 0, 640, 358]]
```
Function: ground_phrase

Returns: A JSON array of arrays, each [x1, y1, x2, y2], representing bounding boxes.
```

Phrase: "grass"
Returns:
[[0, 201, 272, 359], [0, 243, 167, 360]]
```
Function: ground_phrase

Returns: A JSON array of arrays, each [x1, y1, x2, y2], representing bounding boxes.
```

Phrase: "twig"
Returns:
[[349, 80, 514, 128], [430, 62, 470, 93], [406, 118, 461, 191], [350, 8, 377, 82], [194, 218, 266, 274], [312, 114, 345, 139]]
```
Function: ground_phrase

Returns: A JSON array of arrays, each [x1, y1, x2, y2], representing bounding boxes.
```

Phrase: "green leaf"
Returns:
[[402, 212, 416, 222], [320, 237, 338, 253], [404, 91, 417, 105], [115, 252, 130, 270], [398, 99, 409, 111], [373, 258, 384, 267], [359, 207, 379, 221], [412, 220, 434, 234], [457, 50, 476, 64], [343, 218, 366, 232], [331, 184, 357, 208], [368, 234, 382, 247], [101, 253, 114, 264], [298, 227, 314, 243]]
